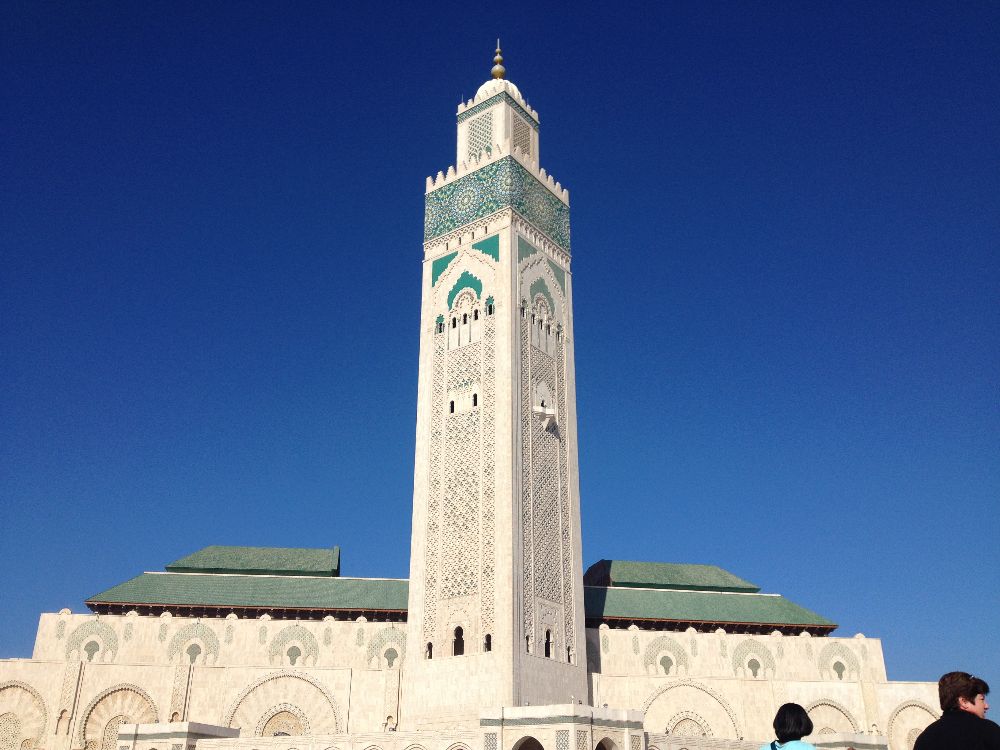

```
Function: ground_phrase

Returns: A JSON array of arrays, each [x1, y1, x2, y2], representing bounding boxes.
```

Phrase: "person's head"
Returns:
[[773, 703, 813, 742], [939, 672, 990, 717]]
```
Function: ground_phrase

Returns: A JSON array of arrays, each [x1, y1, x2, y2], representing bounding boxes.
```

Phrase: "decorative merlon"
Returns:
[[425, 140, 569, 205], [458, 78, 539, 122]]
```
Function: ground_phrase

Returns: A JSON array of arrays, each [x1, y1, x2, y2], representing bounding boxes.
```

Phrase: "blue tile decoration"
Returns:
[[447, 270, 483, 309], [457, 92, 538, 131], [547, 259, 566, 293], [472, 234, 500, 261], [529, 277, 555, 314], [425, 157, 570, 251], [517, 236, 538, 262], [431, 251, 458, 287]]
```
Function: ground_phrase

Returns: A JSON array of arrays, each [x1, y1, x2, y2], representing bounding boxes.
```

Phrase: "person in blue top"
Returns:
[[759, 703, 816, 750]]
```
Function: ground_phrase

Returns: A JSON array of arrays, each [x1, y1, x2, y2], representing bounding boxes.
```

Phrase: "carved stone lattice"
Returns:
[[0, 713, 20, 750], [484, 734, 497, 750], [556, 731, 569, 750], [629, 736, 641, 750], [441, 341, 482, 600], [423, 330, 445, 642], [519, 316, 534, 641], [531, 353, 561, 605], [167, 623, 220, 664], [556, 333, 574, 654], [512, 115, 531, 158], [467, 112, 493, 161], [100, 716, 129, 750], [481, 317, 497, 635], [576, 730, 588, 750]]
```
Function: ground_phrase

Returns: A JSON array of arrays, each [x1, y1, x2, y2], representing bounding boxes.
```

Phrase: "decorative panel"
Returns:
[[425, 158, 570, 251]]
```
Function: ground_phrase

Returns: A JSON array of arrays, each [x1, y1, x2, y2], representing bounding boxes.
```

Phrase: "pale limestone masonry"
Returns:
[[0, 57, 940, 750]]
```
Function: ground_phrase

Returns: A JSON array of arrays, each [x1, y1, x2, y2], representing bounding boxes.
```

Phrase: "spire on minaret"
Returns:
[[491, 40, 506, 79]]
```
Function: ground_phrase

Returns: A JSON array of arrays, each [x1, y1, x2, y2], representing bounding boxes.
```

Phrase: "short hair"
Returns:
[[939, 672, 990, 711], [773, 703, 813, 742]]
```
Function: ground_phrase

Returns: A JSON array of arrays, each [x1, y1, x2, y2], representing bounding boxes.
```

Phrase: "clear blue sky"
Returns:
[[2, 2, 997, 684]]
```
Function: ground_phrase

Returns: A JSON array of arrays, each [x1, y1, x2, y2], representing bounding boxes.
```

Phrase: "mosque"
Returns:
[[0, 49, 940, 750]]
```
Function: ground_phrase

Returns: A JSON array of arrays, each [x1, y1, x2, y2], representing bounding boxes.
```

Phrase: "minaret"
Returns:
[[402, 47, 587, 728]]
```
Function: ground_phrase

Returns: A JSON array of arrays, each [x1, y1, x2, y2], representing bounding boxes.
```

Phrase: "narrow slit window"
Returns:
[[472, 393, 478, 407], [544, 630, 552, 658], [449, 401, 455, 413], [453, 626, 465, 656], [484, 634, 492, 652]]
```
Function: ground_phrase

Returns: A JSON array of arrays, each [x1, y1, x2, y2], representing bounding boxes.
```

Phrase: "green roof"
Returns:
[[165, 546, 340, 577], [584, 585, 835, 629], [584, 559, 760, 593], [88, 572, 405, 611]]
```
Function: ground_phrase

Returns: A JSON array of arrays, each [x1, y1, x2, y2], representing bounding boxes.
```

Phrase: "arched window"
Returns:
[[452, 318, 457, 328], [453, 626, 465, 656], [748, 658, 761, 678], [833, 660, 846, 680], [474, 309, 479, 320], [436, 320, 444, 333], [425, 642, 433, 659], [462, 313, 467, 324], [286, 645, 301, 665], [83, 641, 100, 662], [544, 630, 552, 658], [186, 643, 202, 664], [385, 648, 398, 667], [484, 634, 492, 652], [487, 303, 494, 315]]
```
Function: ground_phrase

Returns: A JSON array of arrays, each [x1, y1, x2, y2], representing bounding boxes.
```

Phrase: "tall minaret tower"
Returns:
[[402, 47, 587, 728]]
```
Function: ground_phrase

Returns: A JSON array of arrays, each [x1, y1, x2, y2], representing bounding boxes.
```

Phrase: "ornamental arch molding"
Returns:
[[817, 642, 860, 680], [366, 628, 406, 668], [222, 671, 341, 735], [167, 623, 220, 665], [666, 711, 712, 737], [268, 625, 319, 667], [805, 699, 859, 733], [65, 622, 118, 662], [76, 685, 158, 749], [0, 682, 48, 749], [886, 701, 938, 750], [731, 639, 775, 678], [642, 636, 689, 675], [641, 680, 742, 740], [254, 703, 310, 737], [444, 743, 472, 750]]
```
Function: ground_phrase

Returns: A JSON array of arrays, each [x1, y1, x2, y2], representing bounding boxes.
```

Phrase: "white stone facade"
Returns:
[[0, 64, 941, 750]]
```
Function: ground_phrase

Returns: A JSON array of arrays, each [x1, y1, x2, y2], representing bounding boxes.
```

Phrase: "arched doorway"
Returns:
[[596, 739, 619, 750], [513, 737, 544, 750]]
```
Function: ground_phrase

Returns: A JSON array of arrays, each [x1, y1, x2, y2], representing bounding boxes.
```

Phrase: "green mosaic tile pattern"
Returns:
[[529, 277, 555, 314], [547, 260, 566, 293], [166, 546, 340, 577], [472, 234, 500, 261], [584, 586, 835, 628], [583, 560, 759, 593], [425, 157, 570, 251], [88, 573, 408, 612], [517, 236, 538, 262], [447, 270, 483, 309], [431, 251, 458, 287], [456, 92, 539, 131]]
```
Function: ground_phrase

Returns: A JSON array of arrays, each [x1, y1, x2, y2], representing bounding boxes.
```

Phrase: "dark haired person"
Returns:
[[759, 703, 815, 750], [914, 671, 1000, 750]]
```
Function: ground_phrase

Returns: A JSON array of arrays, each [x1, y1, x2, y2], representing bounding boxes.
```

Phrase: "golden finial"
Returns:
[[491, 39, 506, 80]]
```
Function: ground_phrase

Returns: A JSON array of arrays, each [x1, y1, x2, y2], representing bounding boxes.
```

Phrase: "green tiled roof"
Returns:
[[584, 560, 760, 593], [583, 586, 835, 629], [165, 546, 340, 577], [87, 572, 405, 611]]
